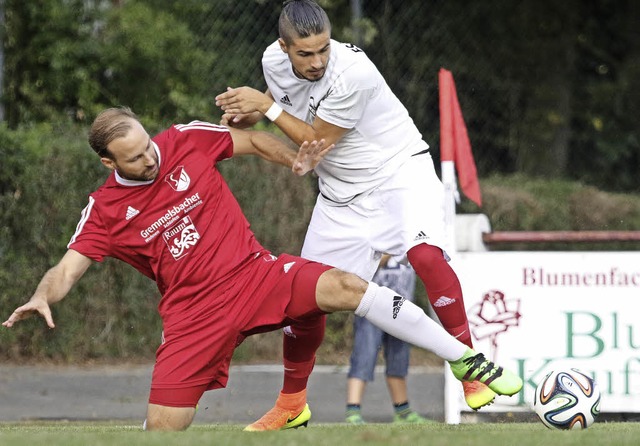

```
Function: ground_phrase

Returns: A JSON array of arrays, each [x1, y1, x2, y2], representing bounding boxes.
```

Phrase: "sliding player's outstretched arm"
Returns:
[[227, 126, 333, 176], [2, 250, 92, 329]]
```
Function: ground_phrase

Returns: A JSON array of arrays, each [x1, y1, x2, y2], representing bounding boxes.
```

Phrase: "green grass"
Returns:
[[0, 422, 639, 446]]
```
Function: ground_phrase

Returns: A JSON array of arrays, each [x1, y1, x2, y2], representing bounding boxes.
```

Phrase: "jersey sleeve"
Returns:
[[66, 196, 112, 262], [316, 66, 375, 129], [171, 121, 234, 162]]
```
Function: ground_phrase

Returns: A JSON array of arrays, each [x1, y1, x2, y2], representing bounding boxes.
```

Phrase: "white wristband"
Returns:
[[265, 102, 283, 121]]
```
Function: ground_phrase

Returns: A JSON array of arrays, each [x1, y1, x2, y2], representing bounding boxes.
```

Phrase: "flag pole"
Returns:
[[439, 68, 462, 425], [442, 161, 462, 425]]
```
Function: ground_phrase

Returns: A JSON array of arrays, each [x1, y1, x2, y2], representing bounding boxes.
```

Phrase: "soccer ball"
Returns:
[[533, 368, 601, 430]]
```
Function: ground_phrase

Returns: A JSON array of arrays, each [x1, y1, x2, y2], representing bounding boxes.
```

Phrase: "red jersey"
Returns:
[[68, 121, 267, 320]]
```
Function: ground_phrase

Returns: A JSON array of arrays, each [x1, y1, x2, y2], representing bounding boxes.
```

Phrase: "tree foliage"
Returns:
[[351, 0, 640, 193], [3, 0, 640, 193], [2, 0, 216, 126]]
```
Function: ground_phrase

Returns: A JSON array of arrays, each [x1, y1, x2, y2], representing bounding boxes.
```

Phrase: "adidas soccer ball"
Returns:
[[533, 368, 601, 430]]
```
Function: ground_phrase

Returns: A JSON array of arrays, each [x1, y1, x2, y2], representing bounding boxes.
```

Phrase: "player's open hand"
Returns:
[[2, 298, 55, 329], [215, 87, 270, 116], [292, 139, 335, 176]]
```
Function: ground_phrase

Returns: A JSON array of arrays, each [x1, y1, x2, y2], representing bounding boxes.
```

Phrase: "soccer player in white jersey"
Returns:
[[215, 0, 496, 416], [3, 107, 522, 431]]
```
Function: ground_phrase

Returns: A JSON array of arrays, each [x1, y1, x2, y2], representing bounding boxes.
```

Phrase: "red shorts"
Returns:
[[148, 253, 332, 407]]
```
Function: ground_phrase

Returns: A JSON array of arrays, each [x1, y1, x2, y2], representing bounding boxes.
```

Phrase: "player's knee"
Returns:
[[144, 416, 192, 431], [316, 268, 368, 312], [337, 271, 369, 310], [407, 243, 446, 272], [145, 404, 195, 431]]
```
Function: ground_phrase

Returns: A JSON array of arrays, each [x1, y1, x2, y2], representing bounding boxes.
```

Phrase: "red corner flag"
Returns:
[[438, 68, 482, 207]]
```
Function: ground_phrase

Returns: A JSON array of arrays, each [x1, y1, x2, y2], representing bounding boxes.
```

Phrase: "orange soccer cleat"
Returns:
[[244, 389, 311, 431]]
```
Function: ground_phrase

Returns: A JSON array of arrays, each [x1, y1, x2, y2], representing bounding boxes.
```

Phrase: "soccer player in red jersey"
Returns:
[[3, 107, 522, 431]]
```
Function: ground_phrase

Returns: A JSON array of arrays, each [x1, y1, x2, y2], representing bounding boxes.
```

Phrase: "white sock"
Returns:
[[355, 282, 468, 361]]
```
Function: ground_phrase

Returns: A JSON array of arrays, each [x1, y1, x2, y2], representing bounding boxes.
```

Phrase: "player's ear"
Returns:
[[278, 38, 288, 53], [100, 157, 116, 171]]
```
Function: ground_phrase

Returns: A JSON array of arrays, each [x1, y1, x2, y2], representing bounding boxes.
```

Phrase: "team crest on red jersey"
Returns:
[[165, 166, 190, 191], [163, 216, 200, 260]]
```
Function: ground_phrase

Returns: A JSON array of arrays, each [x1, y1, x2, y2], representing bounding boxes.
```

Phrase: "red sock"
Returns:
[[281, 315, 325, 394], [407, 243, 473, 348]]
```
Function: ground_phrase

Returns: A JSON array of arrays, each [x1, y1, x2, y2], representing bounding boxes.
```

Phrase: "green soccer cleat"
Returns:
[[393, 411, 434, 424], [463, 380, 496, 410], [282, 404, 311, 430], [449, 349, 523, 397], [345, 412, 366, 425]]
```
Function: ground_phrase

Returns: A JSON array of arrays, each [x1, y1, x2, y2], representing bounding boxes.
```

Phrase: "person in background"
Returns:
[[346, 255, 429, 425]]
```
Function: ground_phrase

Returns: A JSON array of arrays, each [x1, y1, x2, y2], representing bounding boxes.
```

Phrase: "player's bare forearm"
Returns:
[[216, 87, 319, 141], [2, 250, 91, 329], [216, 87, 336, 146], [229, 127, 332, 175], [247, 131, 334, 175], [248, 130, 298, 168], [229, 127, 295, 167], [268, 111, 319, 147], [215, 86, 342, 147], [2, 270, 65, 329]]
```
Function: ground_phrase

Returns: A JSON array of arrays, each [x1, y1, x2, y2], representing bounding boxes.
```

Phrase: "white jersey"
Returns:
[[262, 39, 429, 205]]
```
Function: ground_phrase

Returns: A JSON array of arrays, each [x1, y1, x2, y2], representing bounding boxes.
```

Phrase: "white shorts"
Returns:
[[301, 153, 446, 281]]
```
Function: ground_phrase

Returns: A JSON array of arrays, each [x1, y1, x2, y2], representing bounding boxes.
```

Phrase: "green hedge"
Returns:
[[459, 174, 640, 251]]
